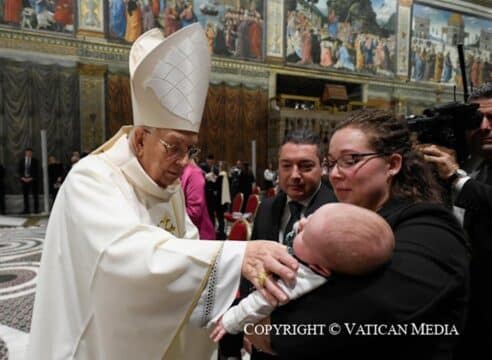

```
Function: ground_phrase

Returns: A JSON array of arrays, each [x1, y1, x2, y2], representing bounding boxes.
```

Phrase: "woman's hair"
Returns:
[[333, 109, 443, 203]]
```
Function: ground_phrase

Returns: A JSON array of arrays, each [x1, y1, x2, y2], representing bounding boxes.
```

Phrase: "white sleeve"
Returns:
[[189, 241, 246, 327], [221, 264, 327, 334]]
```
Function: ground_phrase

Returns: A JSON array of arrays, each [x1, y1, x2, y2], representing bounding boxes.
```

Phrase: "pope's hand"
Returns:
[[242, 241, 298, 306]]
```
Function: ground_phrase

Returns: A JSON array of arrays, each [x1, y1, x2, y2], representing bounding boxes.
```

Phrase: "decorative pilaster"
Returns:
[[396, 0, 413, 78], [78, 63, 107, 152], [77, 0, 105, 38], [266, 0, 284, 63]]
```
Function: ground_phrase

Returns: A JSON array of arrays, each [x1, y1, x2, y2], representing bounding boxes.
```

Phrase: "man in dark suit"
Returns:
[[219, 129, 336, 360], [18, 147, 40, 214], [419, 82, 492, 358], [251, 129, 336, 244]]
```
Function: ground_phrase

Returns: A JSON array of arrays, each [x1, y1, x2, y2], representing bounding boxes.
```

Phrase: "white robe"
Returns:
[[27, 128, 245, 359]]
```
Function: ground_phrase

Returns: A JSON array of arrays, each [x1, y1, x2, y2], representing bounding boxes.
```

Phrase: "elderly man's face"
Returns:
[[137, 128, 198, 188]]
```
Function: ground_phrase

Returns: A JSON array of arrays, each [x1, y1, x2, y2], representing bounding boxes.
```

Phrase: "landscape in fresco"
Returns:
[[109, 0, 264, 60], [410, 2, 492, 87], [285, 0, 398, 77]]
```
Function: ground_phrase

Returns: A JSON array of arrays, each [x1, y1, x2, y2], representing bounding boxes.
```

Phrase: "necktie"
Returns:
[[25, 157, 31, 177], [284, 201, 303, 246]]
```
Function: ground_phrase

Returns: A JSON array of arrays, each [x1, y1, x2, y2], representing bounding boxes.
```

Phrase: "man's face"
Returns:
[[25, 150, 33, 158], [278, 143, 322, 202], [137, 128, 198, 188], [470, 97, 492, 159]]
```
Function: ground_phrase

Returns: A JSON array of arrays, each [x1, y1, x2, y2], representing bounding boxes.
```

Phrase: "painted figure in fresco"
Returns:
[[236, 10, 249, 58], [4, 0, 22, 23], [53, 0, 73, 31], [298, 26, 312, 65], [361, 35, 376, 70], [335, 41, 355, 71], [142, 1, 154, 32], [434, 51, 444, 82], [248, 11, 262, 59], [151, 0, 158, 17], [164, 3, 180, 37], [327, 8, 338, 38], [355, 33, 365, 71], [125, 0, 143, 43], [320, 41, 334, 67], [423, 47, 436, 81], [213, 24, 229, 56], [471, 56, 481, 87], [110, 0, 126, 38], [441, 51, 453, 83], [205, 22, 215, 53], [179, 2, 196, 28]]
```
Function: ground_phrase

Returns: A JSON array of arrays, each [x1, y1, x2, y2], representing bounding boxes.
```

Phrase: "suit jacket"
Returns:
[[455, 178, 492, 256], [271, 198, 469, 360], [251, 183, 337, 241], [454, 173, 492, 349], [18, 157, 40, 183]]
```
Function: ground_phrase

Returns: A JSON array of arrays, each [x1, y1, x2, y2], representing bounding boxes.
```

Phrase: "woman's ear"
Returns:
[[387, 153, 402, 177]]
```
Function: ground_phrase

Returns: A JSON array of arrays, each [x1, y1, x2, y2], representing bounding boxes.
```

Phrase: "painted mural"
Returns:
[[410, 3, 492, 87], [285, 0, 397, 77], [0, 0, 74, 33], [108, 0, 264, 60]]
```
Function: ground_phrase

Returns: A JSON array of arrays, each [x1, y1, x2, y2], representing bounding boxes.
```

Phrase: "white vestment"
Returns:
[[27, 128, 246, 360]]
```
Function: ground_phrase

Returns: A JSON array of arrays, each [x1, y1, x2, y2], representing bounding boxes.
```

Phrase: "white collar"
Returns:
[[101, 135, 180, 202]]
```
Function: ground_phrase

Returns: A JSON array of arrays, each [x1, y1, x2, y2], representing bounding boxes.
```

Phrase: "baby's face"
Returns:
[[292, 219, 319, 265]]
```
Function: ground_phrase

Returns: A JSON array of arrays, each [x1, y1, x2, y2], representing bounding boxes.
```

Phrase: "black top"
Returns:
[[270, 198, 469, 360]]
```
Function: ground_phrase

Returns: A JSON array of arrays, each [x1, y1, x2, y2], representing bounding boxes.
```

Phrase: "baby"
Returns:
[[210, 203, 395, 341]]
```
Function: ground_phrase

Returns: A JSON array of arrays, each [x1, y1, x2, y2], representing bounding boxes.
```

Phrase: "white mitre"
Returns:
[[129, 23, 211, 133]]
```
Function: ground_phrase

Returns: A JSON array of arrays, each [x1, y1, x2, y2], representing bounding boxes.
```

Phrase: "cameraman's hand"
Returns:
[[417, 144, 459, 180]]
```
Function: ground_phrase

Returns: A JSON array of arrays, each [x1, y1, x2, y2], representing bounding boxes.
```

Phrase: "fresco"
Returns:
[[285, 0, 397, 77], [0, 0, 74, 33], [109, 0, 264, 60], [410, 3, 492, 87]]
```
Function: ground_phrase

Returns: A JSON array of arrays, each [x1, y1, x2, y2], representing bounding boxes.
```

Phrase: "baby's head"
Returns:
[[292, 203, 394, 276]]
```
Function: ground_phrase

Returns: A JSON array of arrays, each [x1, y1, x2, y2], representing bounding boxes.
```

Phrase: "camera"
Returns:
[[406, 102, 482, 164]]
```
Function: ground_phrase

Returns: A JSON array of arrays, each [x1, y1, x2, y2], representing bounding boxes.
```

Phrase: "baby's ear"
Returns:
[[309, 264, 331, 277]]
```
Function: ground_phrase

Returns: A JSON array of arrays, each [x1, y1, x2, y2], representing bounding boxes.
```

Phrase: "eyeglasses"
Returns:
[[324, 152, 387, 171], [158, 138, 201, 160], [144, 129, 201, 160]]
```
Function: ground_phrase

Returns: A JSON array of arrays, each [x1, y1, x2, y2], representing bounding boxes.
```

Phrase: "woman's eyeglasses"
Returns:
[[324, 152, 387, 171]]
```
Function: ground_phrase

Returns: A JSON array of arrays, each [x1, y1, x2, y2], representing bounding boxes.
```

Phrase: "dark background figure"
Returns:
[[48, 155, 64, 203], [204, 154, 220, 237], [263, 162, 277, 191], [419, 82, 492, 359], [0, 163, 5, 214], [229, 160, 242, 201], [18, 147, 40, 214], [238, 162, 255, 212]]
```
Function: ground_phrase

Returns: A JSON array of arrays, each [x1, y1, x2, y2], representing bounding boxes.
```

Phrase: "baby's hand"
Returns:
[[210, 318, 227, 343]]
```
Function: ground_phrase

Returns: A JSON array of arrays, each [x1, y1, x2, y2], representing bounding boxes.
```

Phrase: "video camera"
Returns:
[[405, 44, 483, 165], [406, 102, 482, 164]]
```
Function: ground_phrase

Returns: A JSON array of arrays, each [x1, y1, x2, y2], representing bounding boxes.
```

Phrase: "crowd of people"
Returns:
[[0, 149, 87, 215], [22, 23, 492, 360]]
